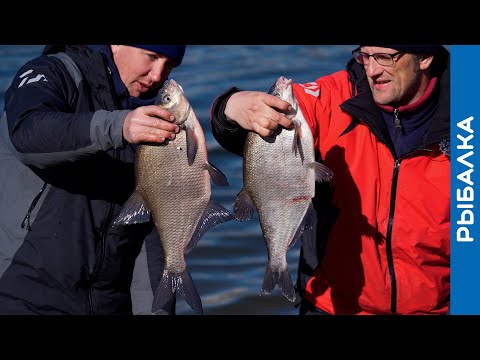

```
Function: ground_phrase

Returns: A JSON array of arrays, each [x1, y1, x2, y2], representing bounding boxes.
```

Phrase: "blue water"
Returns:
[[0, 45, 355, 315]]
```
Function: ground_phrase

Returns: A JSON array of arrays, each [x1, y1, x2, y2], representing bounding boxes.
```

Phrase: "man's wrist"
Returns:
[[212, 87, 242, 131]]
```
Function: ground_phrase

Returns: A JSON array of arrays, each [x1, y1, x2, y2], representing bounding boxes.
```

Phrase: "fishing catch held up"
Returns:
[[233, 76, 334, 303], [113, 79, 234, 315]]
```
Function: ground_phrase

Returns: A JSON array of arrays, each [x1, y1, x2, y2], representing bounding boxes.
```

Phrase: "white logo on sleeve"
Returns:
[[300, 82, 319, 97], [18, 69, 48, 88]]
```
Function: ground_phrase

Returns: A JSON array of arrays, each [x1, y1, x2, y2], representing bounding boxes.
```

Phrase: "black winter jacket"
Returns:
[[0, 45, 167, 314]]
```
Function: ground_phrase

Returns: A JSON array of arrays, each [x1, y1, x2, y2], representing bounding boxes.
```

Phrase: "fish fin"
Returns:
[[185, 125, 199, 166], [185, 200, 234, 253], [261, 267, 276, 295], [111, 191, 151, 226], [303, 202, 316, 230], [206, 162, 229, 186], [151, 270, 176, 314], [261, 267, 296, 302], [311, 161, 334, 182], [288, 203, 316, 249], [152, 269, 203, 315], [233, 188, 255, 221], [291, 119, 303, 158], [176, 268, 203, 314]]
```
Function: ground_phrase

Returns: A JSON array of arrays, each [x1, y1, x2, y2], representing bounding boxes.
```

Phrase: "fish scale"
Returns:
[[137, 132, 210, 274], [245, 127, 313, 274]]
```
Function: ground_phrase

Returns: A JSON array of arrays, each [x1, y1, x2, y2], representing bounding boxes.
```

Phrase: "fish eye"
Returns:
[[163, 94, 171, 103]]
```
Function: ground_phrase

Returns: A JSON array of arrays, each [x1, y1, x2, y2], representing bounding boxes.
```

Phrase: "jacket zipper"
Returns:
[[21, 182, 47, 231], [87, 200, 115, 314], [393, 108, 402, 148], [384, 142, 445, 314], [93, 63, 118, 283], [87, 62, 119, 314], [383, 108, 401, 313], [385, 144, 442, 313], [386, 159, 400, 314]]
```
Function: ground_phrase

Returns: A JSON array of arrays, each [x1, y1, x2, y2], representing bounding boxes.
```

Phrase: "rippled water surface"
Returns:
[[0, 45, 355, 315]]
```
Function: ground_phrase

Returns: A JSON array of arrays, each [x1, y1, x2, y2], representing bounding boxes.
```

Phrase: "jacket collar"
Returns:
[[43, 45, 159, 109], [340, 54, 450, 148], [376, 77, 438, 114], [85, 45, 128, 99]]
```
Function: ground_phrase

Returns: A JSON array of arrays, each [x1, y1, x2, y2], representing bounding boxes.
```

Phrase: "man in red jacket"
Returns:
[[210, 45, 450, 315]]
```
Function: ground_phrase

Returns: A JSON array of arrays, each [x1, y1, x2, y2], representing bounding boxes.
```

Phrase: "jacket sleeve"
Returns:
[[3, 55, 129, 169], [209, 87, 249, 157]]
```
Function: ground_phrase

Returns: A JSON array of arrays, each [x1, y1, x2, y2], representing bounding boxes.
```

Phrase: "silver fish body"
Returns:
[[113, 79, 233, 314], [234, 76, 333, 302]]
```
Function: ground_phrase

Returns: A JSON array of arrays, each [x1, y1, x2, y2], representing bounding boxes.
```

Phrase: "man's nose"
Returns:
[[364, 59, 383, 77], [149, 61, 166, 83]]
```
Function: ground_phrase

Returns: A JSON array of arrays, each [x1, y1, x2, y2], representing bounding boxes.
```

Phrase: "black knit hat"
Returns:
[[361, 45, 449, 56], [130, 45, 186, 67]]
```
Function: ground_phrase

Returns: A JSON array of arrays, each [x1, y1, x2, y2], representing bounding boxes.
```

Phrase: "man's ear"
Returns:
[[110, 45, 120, 55], [419, 54, 434, 70]]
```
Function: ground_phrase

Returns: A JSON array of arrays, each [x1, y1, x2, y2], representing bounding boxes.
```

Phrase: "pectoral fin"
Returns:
[[185, 124, 198, 166], [185, 200, 234, 253], [311, 162, 334, 182], [206, 162, 229, 186], [233, 188, 255, 222], [291, 119, 303, 158]]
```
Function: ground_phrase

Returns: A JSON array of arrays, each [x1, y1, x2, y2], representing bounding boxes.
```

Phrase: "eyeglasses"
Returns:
[[352, 47, 402, 67]]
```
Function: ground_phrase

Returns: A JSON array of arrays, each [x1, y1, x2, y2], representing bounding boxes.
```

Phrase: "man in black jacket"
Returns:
[[0, 45, 185, 314]]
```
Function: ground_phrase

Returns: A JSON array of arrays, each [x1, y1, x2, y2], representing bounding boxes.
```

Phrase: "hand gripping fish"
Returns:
[[233, 76, 333, 302], [113, 79, 234, 314]]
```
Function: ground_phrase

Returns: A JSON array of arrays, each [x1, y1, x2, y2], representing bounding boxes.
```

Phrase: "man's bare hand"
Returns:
[[225, 91, 294, 137], [123, 105, 180, 144]]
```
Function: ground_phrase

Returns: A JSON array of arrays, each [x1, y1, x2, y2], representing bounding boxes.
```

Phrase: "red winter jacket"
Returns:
[[295, 60, 450, 315]]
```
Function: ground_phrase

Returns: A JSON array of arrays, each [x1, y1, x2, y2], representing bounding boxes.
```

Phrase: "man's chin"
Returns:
[[372, 92, 393, 106]]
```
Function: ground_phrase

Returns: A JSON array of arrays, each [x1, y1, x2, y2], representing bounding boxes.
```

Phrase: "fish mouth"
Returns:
[[161, 79, 173, 90], [168, 79, 184, 93], [160, 79, 184, 96]]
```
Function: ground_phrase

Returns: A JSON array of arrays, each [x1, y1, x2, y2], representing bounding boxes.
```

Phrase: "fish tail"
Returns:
[[152, 270, 176, 315], [177, 268, 204, 314], [152, 269, 203, 315], [261, 267, 296, 303]]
